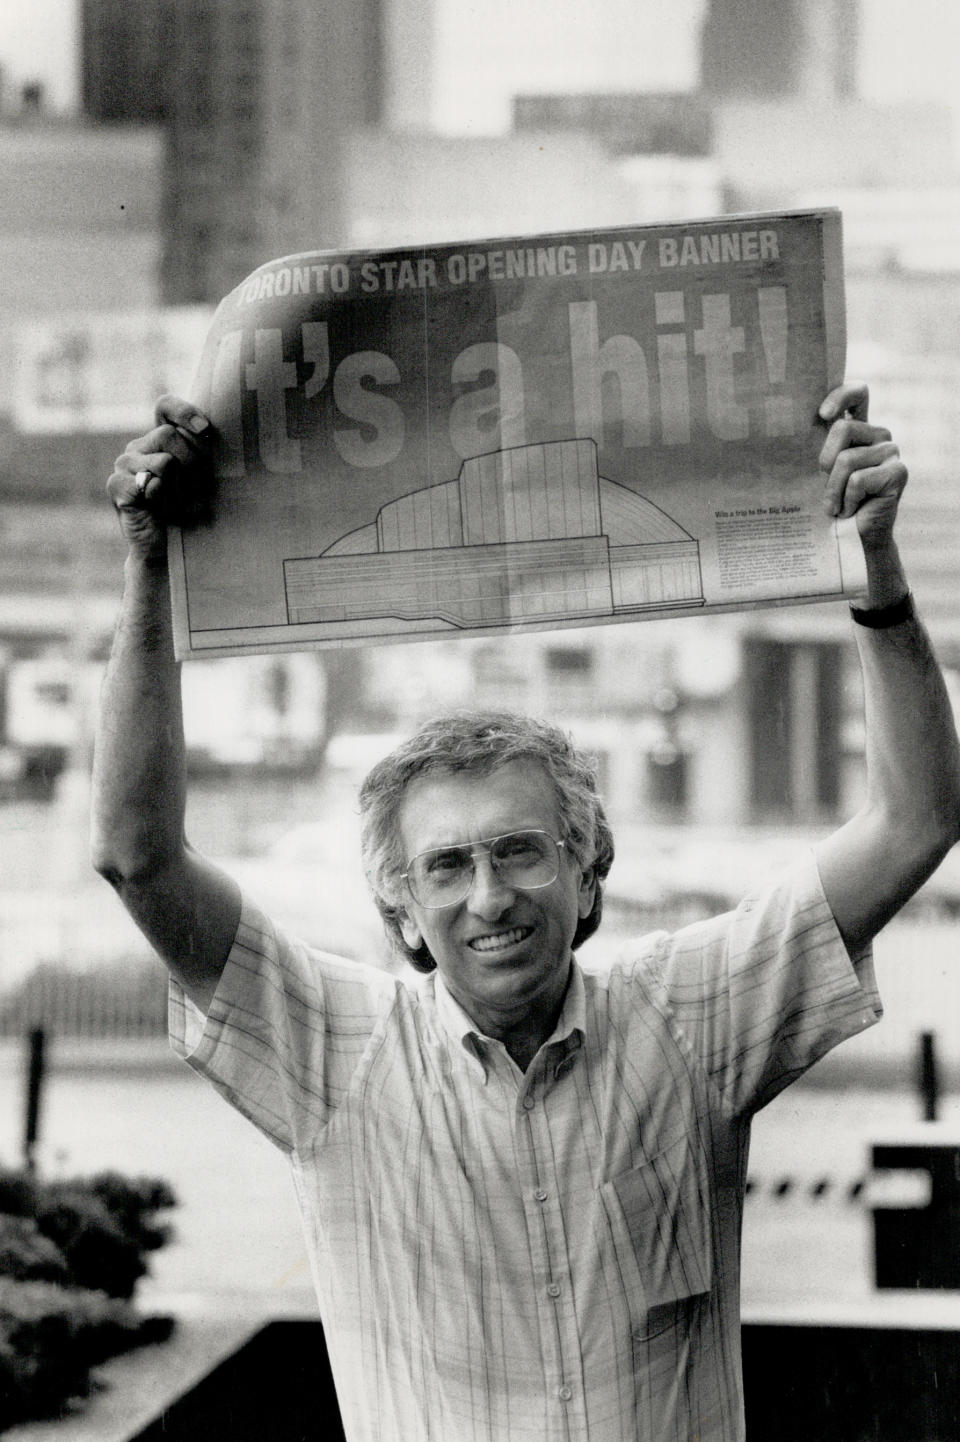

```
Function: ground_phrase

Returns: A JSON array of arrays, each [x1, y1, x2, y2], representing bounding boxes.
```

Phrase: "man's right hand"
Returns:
[[107, 395, 213, 561]]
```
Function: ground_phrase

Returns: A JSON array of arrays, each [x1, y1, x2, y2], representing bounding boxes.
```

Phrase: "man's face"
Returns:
[[396, 759, 595, 1032]]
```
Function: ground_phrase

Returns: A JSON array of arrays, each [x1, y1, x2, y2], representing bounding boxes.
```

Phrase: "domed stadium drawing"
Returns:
[[283, 439, 703, 632]]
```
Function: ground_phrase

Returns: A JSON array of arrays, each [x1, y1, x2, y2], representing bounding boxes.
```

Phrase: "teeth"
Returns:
[[471, 928, 526, 952]]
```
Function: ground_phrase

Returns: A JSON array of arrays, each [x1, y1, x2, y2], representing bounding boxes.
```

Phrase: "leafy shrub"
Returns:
[[0, 1169, 176, 1300], [87, 1173, 177, 1257], [0, 1172, 35, 1219], [0, 1216, 69, 1286], [35, 1187, 149, 1301], [0, 1168, 177, 1428], [0, 1278, 174, 1428]]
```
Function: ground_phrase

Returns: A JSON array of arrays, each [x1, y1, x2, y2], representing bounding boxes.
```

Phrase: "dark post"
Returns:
[[872, 1140, 960, 1289], [23, 1026, 46, 1173], [919, 1030, 939, 1123]]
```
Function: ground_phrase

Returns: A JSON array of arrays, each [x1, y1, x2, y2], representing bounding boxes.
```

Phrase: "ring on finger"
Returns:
[[134, 469, 153, 498]]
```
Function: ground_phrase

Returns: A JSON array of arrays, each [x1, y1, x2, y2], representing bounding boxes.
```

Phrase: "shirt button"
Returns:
[[534, 1188, 548, 1202], [558, 1385, 573, 1402], [522, 1094, 536, 1110], [547, 1281, 561, 1298]]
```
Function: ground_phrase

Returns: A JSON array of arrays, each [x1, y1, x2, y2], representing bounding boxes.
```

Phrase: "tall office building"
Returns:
[[161, 0, 384, 305], [700, 0, 858, 101], [80, 0, 165, 123]]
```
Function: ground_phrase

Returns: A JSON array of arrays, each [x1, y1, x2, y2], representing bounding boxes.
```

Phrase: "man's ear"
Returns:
[[398, 908, 423, 951]]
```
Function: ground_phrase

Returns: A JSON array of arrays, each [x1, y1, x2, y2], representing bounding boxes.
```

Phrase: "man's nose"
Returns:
[[466, 852, 516, 918]]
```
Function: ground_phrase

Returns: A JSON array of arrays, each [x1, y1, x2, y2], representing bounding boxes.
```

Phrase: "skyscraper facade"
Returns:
[[160, 0, 384, 305], [700, 0, 858, 101], [80, 0, 165, 124]]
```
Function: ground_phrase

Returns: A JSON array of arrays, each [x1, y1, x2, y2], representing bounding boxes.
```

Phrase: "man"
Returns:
[[92, 383, 960, 1441]]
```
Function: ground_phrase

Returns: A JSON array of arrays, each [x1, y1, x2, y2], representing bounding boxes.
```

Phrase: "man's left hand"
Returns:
[[818, 381, 908, 551]]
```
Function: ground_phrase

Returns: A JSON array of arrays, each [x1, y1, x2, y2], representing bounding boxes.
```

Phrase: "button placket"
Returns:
[[516, 1073, 587, 1435]]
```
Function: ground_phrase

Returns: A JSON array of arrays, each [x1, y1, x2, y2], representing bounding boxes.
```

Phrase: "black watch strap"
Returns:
[[849, 592, 915, 628]]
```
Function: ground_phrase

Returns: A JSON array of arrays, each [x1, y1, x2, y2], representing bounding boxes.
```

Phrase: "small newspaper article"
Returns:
[[168, 208, 863, 660]]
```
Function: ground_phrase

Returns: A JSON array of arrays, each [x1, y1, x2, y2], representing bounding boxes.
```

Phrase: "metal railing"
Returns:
[[0, 891, 167, 1039]]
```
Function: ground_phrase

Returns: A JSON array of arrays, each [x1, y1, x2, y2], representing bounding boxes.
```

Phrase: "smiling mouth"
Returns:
[[468, 926, 533, 954]]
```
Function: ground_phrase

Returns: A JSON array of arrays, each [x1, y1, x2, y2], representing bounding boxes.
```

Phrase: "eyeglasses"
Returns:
[[402, 829, 566, 909]]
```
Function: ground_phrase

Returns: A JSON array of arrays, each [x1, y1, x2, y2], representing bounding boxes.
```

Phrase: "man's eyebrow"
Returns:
[[417, 828, 548, 852]]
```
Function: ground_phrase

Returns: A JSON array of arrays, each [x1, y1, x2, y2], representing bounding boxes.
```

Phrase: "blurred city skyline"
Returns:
[[0, 0, 958, 137], [0, 0, 957, 829]]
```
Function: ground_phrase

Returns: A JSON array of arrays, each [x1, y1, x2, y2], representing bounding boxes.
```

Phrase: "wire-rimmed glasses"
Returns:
[[402, 829, 566, 909]]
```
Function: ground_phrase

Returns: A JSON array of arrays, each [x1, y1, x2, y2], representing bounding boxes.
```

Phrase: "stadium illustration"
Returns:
[[283, 439, 704, 631]]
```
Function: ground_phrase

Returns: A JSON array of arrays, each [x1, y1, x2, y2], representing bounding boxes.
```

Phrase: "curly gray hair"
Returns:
[[358, 710, 615, 972]]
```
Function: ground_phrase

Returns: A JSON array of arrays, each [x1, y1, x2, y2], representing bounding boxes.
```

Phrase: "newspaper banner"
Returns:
[[169, 209, 861, 659]]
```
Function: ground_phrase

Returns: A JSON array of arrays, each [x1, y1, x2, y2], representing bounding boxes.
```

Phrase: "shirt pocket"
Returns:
[[598, 1133, 713, 1340]]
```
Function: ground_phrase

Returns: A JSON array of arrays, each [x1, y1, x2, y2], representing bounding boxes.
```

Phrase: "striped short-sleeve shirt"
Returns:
[[170, 854, 880, 1442]]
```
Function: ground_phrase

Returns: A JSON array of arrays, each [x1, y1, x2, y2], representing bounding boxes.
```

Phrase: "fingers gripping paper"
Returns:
[[168, 208, 860, 660]]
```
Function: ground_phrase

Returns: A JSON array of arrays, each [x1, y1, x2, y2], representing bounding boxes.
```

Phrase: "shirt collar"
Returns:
[[433, 960, 586, 1075]]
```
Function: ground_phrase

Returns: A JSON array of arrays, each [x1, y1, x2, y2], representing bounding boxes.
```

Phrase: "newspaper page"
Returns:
[[168, 208, 862, 660]]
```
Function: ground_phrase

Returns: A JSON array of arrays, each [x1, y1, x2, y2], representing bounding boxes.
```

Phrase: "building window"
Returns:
[[544, 646, 593, 677], [646, 745, 688, 810], [746, 638, 841, 821]]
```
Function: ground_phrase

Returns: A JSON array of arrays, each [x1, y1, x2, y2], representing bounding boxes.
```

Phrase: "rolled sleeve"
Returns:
[[169, 894, 396, 1152], [646, 852, 882, 1117]]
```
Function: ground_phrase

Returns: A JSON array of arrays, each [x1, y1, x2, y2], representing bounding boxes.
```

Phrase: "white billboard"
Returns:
[[12, 306, 213, 433]]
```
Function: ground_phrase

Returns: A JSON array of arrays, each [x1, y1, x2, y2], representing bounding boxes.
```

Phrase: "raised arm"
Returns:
[[814, 382, 960, 955], [91, 397, 241, 1012]]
